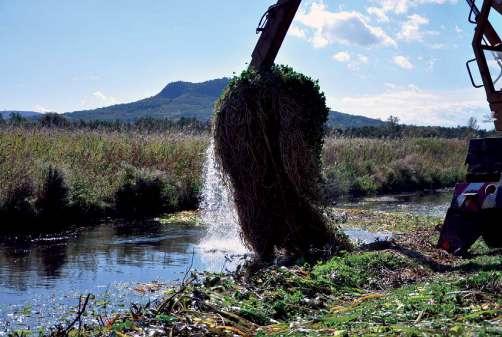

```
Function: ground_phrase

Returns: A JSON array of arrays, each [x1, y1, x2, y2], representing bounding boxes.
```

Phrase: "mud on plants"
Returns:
[[213, 65, 351, 260]]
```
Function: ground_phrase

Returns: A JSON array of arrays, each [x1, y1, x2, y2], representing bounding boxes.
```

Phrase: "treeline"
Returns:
[[328, 117, 494, 139], [0, 112, 209, 133], [0, 112, 493, 139]]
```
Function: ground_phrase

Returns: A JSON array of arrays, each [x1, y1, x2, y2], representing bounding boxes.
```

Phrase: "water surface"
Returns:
[[0, 220, 246, 333], [0, 192, 451, 333]]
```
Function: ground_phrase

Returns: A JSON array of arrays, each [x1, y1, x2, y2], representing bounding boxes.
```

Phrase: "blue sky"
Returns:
[[0, 0, 496, 127]]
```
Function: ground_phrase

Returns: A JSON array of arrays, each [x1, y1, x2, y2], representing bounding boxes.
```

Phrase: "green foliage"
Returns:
[[114, 166, 181, 218], [312, 252, 407, 289], [38, 113, 69, 128], [323, 137, 467, 199], [111, 319, 135, 332], [458, 271, 501, 293], [8, 112, 27, 126], [321, 277, 501, 336], [0, 128, 206, 230], [35, 166, 70, 222], [0, 125, 468, 230], [214, 65, 338, 259]]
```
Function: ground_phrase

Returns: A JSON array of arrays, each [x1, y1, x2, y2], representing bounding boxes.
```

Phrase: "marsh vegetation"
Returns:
[[0, 125, 467, 231]]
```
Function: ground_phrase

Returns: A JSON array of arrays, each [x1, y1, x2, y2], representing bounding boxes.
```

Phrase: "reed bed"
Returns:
[[0, 126, 467, 230], [322, 137, 467, 198], [0, 127, 207, 229]]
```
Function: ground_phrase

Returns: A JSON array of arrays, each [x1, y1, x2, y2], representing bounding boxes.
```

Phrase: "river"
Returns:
[[0, 191, 452, 334]]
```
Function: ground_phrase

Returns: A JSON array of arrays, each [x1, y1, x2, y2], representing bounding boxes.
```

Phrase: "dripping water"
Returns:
[[199, 141, 247, 254]]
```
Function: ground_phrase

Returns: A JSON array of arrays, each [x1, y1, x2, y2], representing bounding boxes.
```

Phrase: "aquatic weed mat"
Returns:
[[213, 65, 350, 259]]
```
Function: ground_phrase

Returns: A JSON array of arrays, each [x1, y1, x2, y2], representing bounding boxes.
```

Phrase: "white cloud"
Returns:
[[333, 52, 370, 71], [348, 54, 370, 71], [333, 51, 351, 62], [33, 105, 52, 113], [393, 55, 414, 69], [289, 25, 307, 39], [80, 91, 118, 109], [296, 3, 396, 48], [370, 0, 457, 15], [357, 54, 369, 64], [93, 91, 107, 101], [330, 85, 490, 127], [367, 6, 389, 22], [397, 14, 429, 41]]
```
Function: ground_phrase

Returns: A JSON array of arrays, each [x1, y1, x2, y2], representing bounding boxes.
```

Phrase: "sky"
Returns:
[[0, 0, 498, 128]]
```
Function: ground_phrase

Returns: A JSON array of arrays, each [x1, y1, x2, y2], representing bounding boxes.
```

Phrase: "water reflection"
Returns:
[[0, 221, 209, 294]]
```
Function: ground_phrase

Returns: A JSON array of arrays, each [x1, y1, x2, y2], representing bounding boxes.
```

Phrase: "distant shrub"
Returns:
[[177, 178, 201, 210], [0, 180, 36, 228], [114, 166, 180, 219], [35, 166, 70, 224]]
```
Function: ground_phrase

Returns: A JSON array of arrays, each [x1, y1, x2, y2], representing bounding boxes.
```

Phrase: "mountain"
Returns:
[[0, 111, 41, 119], [2, 79, 383, 128], [65, 78, 230, 121], [328, 110, 385, 128]]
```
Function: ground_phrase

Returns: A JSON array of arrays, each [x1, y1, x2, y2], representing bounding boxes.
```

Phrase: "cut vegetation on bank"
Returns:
[[32, 209, 501, 337]]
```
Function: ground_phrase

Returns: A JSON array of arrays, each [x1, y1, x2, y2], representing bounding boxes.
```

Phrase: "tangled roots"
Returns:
[[214, 66, 350, 260]]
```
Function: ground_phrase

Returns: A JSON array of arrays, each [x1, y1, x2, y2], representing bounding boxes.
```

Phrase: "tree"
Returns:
[[386, 115, 401, 137], [467, 117, 479, 131], [39, 113, 69, 128], [9, 112, 27, 126]]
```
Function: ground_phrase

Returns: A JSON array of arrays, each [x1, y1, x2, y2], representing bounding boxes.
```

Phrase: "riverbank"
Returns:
[[0, 128, 206, 231], [9, 209, 499, 337], [0, 127, 467, 232]]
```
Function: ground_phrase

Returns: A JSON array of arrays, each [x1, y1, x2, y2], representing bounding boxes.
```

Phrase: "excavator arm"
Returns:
[[438, 0, 502, 255], [467, 0, 502, 130], [248, 0, 502, 255], [249, 0, 302, 71]]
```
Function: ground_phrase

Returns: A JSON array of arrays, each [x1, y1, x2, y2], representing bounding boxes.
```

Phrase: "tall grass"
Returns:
[[322, 137, 467, 198], [0, 127, 468, 230], [0, 127, 207, 229]]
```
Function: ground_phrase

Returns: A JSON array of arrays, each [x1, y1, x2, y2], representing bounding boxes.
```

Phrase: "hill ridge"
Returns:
[[2, 79, 385, 128]]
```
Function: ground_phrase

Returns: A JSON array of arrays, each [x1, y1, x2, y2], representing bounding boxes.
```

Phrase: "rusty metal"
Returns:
[[439, 1, 502, 254], [249, 0, 302, 72], [468, 0, 502, 131]]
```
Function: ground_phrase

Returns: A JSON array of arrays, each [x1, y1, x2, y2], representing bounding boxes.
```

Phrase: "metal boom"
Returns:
[[249, 0, 302, 71]]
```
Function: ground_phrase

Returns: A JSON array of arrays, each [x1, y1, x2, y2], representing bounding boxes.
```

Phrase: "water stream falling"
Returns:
[[199, 141, 247, 256]]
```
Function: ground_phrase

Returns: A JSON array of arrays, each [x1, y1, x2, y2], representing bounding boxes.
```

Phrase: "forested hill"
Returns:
[[0, 111, 41, 119], [65, 78, 231, 122], [63, 78, 385, 127], [3, 79, 384, 128]]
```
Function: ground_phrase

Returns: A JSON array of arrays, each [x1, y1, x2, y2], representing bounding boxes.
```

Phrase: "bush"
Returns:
[[0, 180, 36, 229], [114, 167, 180, 219], [35, 166, 70, 224]]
